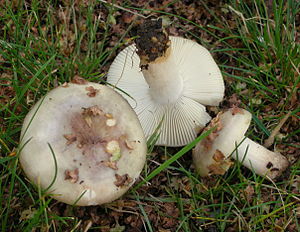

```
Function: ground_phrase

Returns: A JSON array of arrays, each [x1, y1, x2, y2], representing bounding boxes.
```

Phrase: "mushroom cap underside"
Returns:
[[20, 82, 147, 206], [107, 36, 225, 146], [108, 36, 224, 106], [193, 108, 252, 176]]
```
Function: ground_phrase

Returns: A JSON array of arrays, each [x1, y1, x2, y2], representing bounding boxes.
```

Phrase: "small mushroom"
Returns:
[[19, 82, 147, 206], [107, 19, 224, 147], [192, 108, 289, 180]]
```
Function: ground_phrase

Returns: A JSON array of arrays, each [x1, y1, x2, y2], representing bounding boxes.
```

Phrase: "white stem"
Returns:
[[233, 137, 289, 179], [142, 49, 183, 104]]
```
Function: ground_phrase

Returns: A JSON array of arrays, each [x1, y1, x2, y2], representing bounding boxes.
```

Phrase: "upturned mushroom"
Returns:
[[19, 79, 147, 206], [192, 108, 289, 180], [107, 19, 224, 147]]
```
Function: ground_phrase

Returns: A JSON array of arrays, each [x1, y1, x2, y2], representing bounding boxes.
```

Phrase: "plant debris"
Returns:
[[71, 75, 88, 85], [82, 105, 103, 116], [65, 168, 79, 183], [114, 174, 133, 187], [1, 0, 299, 231], [85, 86, 99, 97], [101, 160, 118, 170], [63, 133, 77, 145]]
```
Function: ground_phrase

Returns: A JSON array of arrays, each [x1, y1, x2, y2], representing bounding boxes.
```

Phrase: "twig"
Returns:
[[98, 0, 147, 19], [83, 220, 92, 232], [264, 111, 292, 148], [106, 206, 140, 215], [70, 220, 81, 232], [249, 180, 300, 202], [228, 5, 249, 34]]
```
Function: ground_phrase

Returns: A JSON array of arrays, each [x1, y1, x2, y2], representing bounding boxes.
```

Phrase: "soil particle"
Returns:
[[131, 18, 170, 68]]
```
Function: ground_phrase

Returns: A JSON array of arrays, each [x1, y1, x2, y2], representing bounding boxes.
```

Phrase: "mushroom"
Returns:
[[19, 81, 147, 206], [192, 108, 289, 180], [107, 19, 224, 147]]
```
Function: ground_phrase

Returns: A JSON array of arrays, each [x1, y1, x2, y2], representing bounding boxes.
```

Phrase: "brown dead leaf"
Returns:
[[231, 106, 244, 115], [207, 163, 227, 175], [264, 111, 292, 148], [240, 185, 255, 203], [228, 93, 241, 107], [82, 105, 103, 116], [62, 82, 69, 87], [101, 160, 118, 170], [85, 86, 99, 97], [71, 75, 87, 84], [83, 116, 92, 127], [213, 149, 225, 162], [122, 12, 136, 24], [65, 168, 79, 183], [63, 134, 77, 145], [124, 140, 135, 150], [207, 155, 233, 176], [114, 174, 133, 187], [161, 203, 179, 229]]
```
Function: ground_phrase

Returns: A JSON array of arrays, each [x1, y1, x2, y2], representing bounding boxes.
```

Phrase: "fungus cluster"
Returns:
[[107, 18, 225, 147], [107, 18, 289, 179], [19, 20, 290, 208], [20, 81, 146, 206]]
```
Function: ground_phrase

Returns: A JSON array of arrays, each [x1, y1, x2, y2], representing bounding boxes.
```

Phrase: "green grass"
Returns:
[[1, 0, 299, 231]]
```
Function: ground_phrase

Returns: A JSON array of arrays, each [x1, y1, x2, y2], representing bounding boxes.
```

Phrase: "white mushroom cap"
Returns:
[[19, 82, 147, 206], [193, 108, 289, 179], [193, 108, 251, 176], [107, 36, 224, 146]]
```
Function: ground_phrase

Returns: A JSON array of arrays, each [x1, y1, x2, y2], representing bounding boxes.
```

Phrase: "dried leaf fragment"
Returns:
[[201, 112, 223, 151], [84, 116, 92, 127], [63, 134, 77, 145], [8, 150, 16, 157], [105, 113, 113, 118], [207, 163, 227, 175], [71, 75, 87, 85], [65, 168, 79, 183], [82, 105, 103, 116], [61, 82, 69, 88], [85, 86, 99, 97], [207, 158, 233, 175], [264, 111, 291, 148], [240, 185, 255, 202], [213, 149, 225, 162], [114, 174, 133, 187], [231, 106, 244, 115], [101, 160, 118, 170], [125, 140, 135, 150]]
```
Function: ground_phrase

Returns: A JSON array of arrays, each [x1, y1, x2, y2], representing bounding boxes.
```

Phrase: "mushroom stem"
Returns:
[[142, 51, 184, 104], [234, 137, 289, 179], [133, 19, 184, 104]]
